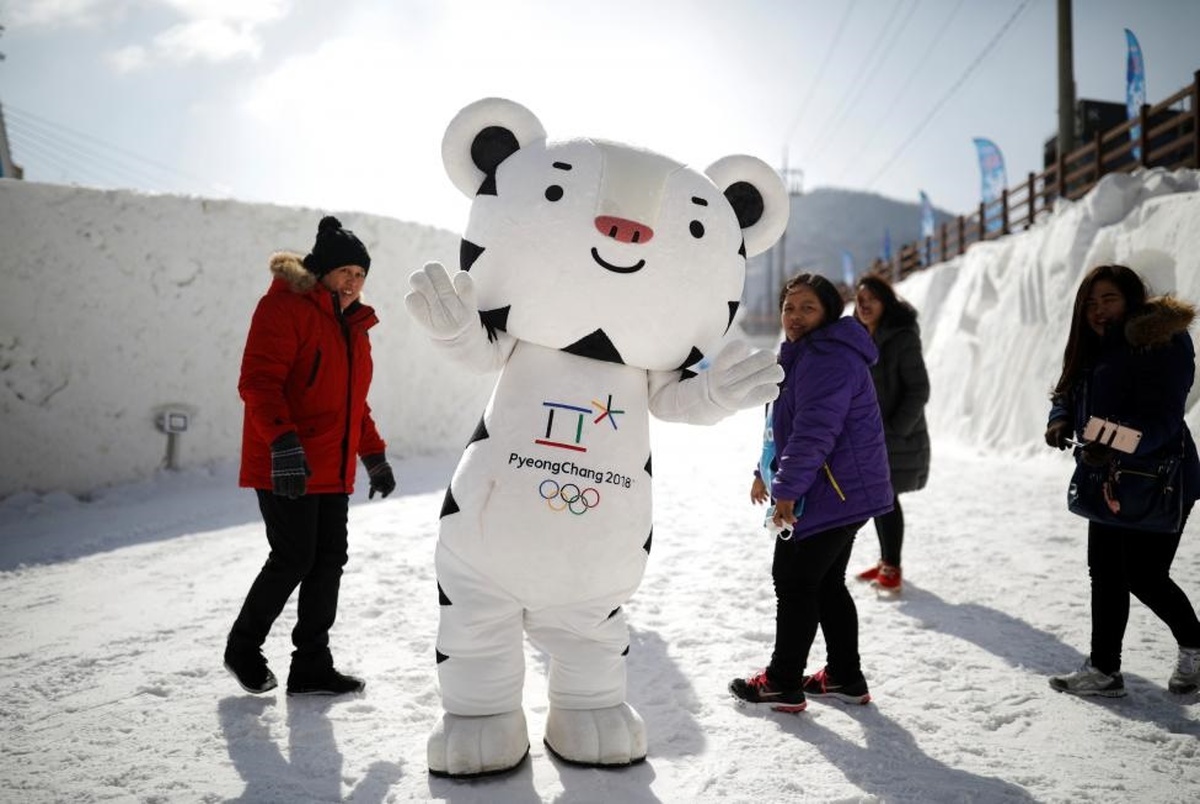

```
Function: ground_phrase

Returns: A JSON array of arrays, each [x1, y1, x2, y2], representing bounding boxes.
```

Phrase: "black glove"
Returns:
[[270, 432, 310, 499], [1044, 419, 1071, 450], [362, 453, 396, 499], [1080, 441, 1115, 468]]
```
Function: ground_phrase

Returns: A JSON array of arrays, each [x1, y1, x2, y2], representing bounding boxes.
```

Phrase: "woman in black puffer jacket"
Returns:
[[851, 275, 931, 593]]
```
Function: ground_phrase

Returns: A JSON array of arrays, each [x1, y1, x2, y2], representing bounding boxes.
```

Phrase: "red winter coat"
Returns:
[[238, 252, 386, 494]]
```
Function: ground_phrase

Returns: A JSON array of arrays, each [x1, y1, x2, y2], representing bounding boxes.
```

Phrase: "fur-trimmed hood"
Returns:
[[268, 251, 319, 293], [1126, 295, 1196, 349]]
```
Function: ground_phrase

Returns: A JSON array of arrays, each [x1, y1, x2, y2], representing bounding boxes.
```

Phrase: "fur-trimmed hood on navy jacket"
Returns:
[[1125, 294, 1195, 349], [1051, 293, 1200, 502]]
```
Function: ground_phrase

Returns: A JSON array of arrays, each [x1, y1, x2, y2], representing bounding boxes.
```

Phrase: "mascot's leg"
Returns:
[[427, 544, 529, 778], [528, 602, 647, 767]]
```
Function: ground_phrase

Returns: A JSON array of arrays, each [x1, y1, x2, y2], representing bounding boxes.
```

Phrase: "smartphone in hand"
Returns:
[[1082, 416, 1142, 454]]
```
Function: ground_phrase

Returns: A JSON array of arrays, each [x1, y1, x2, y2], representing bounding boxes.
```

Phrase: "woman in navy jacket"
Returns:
[[1045, 264, 1200, 697], [731, 273, 893, 713]]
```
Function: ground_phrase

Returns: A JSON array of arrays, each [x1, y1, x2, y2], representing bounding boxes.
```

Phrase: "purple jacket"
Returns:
[[771, 317, 894, 539]]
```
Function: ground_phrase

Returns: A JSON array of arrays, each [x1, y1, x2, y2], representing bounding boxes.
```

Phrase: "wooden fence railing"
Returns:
[[868, 68, 1199, 284]]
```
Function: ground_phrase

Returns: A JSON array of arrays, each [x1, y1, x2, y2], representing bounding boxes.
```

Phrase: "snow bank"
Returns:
[[2, 168, 1198, 496], [0, 181, 493, 496], [900, 168, 1200, 455]]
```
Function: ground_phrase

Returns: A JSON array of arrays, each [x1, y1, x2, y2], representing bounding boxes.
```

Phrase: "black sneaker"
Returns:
[[728, 670, 807, 713], [224, 646, 278, 694], [801, 667, 871, 704], [286, 667, 366, 697]]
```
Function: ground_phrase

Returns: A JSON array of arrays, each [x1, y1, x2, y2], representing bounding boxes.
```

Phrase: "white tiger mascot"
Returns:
[[405, 97, 789, 778]]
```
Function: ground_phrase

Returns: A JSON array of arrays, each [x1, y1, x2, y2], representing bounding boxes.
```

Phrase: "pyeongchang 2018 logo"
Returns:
[[507, 393, 635, 514]]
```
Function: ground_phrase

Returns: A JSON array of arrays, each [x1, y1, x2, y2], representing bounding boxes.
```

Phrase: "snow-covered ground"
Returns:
[[2, 412, 1198, 802], [3, 167, 1200, 801]]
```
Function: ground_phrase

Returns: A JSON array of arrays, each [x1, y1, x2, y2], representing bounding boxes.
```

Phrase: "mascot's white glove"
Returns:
[[649, 340, 783, 425], [703, 340, 784, 412], [405, 262, 478, 341]]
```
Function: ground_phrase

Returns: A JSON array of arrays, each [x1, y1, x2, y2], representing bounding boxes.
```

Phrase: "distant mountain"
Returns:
[[742, 187, 955, 327]]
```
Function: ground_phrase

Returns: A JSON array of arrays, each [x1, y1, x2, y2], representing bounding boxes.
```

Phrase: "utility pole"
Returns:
[[772, 149, 804, 294], [0, 23, 21, 180], [1056, 0, 1076, 158]]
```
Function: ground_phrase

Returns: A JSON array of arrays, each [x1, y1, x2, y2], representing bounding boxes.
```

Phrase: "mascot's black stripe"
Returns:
[[438, 583, 452, 606], [726, 301, 739, 333], [674, 346, 704, 372], [563, 329, 624, 364], [461, 239, 485, 272], [480, 306, 510, 343], [436, 650, 449, 664], [440, 488, 460, 518], [467, 418, 489, 446], [642, 529, 653, 555]]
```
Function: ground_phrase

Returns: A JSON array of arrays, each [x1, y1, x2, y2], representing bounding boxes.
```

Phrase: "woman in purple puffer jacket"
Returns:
[[731, 273, 893, 713]]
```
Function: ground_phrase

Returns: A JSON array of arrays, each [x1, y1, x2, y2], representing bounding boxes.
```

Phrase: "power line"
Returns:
[[862, 0, 1034, 191], [804, 0, 922, 164], [8, 111, 182, 190], [4, 103, 223, 195], [783, 0, 860, 153], [832, 0, 967, 185]]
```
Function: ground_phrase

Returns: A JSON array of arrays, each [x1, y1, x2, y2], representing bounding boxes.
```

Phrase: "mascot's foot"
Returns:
[[543, 703, 647, 768], [427, 710, 530, 779]]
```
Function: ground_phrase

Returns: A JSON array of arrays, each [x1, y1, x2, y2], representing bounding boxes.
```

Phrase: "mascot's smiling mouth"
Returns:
[[591, 247, 646, 274]]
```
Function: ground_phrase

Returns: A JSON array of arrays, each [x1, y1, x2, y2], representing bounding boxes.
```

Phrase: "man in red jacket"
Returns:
[[225, 215, 396, 696]]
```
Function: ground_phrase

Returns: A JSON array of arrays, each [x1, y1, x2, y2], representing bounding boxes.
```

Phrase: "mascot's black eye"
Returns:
[[545, 185, 564, 202], [689, 220, 705, 239]]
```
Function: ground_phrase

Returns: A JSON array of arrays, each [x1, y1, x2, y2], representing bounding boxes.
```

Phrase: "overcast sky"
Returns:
[[2, 0, 1198, 233]]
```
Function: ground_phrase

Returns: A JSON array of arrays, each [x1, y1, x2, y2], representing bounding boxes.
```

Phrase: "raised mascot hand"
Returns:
[[704, 340, 784, 412], [404, 262, 479, 341]]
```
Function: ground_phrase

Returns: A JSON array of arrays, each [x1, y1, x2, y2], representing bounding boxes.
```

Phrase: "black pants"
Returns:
[[228, 491, 350, 673], [767, 520, 866, 689], [872, 494, 903, 566], [1088, 503, 1200, 674]]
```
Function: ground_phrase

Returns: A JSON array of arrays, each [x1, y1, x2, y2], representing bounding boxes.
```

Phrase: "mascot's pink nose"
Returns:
[[595, 215, 654, 244]]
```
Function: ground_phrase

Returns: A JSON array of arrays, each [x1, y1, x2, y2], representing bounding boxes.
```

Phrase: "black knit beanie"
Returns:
[[302, 215, 371, 278]]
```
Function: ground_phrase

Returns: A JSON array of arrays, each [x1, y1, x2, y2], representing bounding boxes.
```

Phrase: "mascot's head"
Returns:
[[442, 97, 789, 372]]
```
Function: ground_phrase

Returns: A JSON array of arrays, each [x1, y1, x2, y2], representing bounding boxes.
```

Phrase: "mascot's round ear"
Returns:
[[442, 97, 548, 197], [705, 155, 789, 258]]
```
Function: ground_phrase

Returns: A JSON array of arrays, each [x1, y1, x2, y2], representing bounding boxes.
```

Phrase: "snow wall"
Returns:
[[1, 169, 1199, 496], [0, 180, 493, 496]]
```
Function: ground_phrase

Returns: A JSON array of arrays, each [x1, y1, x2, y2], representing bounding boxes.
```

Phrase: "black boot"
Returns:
[[286, 667, 365, 697], [224, 643, 278, 694]]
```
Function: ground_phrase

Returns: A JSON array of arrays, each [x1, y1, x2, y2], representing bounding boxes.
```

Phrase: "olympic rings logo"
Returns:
[[538, 479, 601, 515]]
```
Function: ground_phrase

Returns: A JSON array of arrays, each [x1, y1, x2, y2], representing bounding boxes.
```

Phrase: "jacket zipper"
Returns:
[[337, 300, 353, 487], [823, 462, 847, 501]]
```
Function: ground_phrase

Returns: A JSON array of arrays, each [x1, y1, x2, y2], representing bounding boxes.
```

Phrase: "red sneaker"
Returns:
[[728, 670, 807, 713], [856, 561, 883, 582], [873, 562, 902, 593], [801, 667, 872, 704]]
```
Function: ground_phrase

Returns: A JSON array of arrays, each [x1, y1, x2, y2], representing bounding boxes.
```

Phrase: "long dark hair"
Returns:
[[779, 273, 844, 327], [855, 274, 917, 329], [1052, 264, 1148, 398]]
